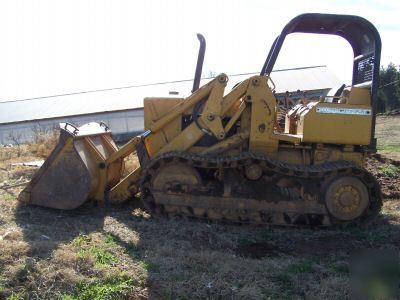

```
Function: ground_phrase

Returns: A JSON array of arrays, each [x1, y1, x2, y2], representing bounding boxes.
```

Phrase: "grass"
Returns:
[[74, 234, 119, 267], [2, 193, 16, 201], [378, 144, 400, 153], [72, 234, 92, 246], [268, 258, 320, 298], [376, 115, 400, 159], [0, 115, 399, 299], [78, 247, 116, 267], [126, 242, 141, 259], [379, 164, 399, 178], [62, 273, 135, 300], [286, 258, 316, 274], [331, 262, 349, 274], [104, 233, 118, 245]]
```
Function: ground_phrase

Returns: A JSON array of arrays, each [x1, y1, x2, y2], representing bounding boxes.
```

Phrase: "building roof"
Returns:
[[0, 65, 340, 125]]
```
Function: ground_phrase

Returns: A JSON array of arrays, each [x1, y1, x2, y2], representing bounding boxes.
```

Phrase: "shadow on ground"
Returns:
[[10, 197, 400, 299]]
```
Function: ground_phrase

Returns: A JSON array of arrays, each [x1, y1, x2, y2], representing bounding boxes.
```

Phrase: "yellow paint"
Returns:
[[31, 72, 374, 206]]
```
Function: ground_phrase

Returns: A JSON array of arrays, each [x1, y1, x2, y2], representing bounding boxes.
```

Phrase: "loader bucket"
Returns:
[[18, 122, 123, 210]]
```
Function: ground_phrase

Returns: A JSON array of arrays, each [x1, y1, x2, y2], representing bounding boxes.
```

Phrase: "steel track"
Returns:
[[140, 151, 382, 226]]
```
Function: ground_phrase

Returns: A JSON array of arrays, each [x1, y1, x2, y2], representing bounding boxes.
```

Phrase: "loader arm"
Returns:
[[144, 74, 252, 156]]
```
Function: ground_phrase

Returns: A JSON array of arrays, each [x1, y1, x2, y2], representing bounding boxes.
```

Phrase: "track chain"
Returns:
[[140, 151, 382, 226]]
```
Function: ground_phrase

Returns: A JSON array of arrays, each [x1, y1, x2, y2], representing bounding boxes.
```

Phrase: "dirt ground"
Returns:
[[0, 116, 399, 299]]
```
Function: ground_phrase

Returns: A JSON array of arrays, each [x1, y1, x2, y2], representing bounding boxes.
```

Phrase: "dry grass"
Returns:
[[1, 190, 399, 299], [376, 114, 400, 160], [0, 117, 399, 299]]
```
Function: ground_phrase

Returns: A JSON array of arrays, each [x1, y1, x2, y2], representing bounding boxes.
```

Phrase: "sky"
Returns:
[[0, 0, 399, 102]]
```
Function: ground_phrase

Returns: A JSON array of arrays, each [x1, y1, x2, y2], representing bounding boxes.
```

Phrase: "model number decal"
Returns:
[[316, 107, 371, 115]]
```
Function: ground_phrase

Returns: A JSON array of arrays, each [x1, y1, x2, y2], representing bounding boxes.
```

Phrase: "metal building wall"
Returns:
[[0, 108, 144, 145]]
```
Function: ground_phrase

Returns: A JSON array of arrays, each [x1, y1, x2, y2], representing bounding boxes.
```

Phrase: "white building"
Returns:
[[0, 65, 341, 144]]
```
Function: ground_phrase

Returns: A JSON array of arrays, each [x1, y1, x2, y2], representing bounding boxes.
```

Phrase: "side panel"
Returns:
[[144, 97, 183, 130], [144, 97, 183, 156], [298, 103, 372, 145]]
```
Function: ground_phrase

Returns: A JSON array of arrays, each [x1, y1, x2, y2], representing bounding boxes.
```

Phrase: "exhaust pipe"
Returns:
[[192, 33, 206, 93]]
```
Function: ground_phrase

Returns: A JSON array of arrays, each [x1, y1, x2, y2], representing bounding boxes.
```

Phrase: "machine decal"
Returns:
[[316, 107, 371, 115]]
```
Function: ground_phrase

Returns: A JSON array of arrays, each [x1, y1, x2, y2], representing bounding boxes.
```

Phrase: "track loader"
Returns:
[[19, 13, 383, 226]]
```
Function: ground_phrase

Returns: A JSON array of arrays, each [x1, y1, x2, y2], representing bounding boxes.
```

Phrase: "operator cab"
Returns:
[[261, 13, 381, 150]]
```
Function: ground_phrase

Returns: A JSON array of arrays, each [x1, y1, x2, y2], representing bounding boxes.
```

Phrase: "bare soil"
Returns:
[[366, 153, 400, 199]]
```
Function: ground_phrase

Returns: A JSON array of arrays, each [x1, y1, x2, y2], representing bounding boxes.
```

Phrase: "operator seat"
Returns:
[[325, 84, 346, 103]]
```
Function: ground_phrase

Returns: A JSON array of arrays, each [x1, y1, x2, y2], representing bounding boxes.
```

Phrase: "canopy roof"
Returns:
[[261, 13, 381, 86]]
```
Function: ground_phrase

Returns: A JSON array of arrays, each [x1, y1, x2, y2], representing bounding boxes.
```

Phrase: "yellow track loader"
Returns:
[[19, 13, 383, 226]]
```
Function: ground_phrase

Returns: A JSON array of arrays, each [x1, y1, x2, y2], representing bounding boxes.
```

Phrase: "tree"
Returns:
[[378, 63, 400, 112], [7, 130, 23, 157]]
